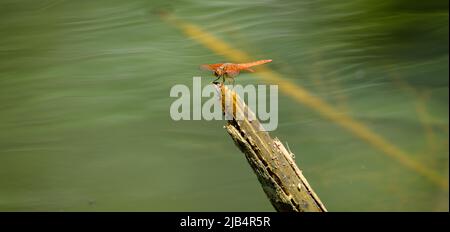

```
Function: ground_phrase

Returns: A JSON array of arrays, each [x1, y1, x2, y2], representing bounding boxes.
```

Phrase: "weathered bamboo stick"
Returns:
[[216, 83, 327, 212]]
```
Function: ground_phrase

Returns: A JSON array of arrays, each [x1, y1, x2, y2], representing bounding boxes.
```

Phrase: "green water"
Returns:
[[0, 0, 448, 211]]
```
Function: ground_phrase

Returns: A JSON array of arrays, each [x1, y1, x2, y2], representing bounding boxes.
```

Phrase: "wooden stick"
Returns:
[[216, 83, 327, 212]]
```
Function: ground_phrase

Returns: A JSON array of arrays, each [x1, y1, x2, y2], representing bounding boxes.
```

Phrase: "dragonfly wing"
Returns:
[[226, 69, 240, 77], [200, 63, 223, 71]]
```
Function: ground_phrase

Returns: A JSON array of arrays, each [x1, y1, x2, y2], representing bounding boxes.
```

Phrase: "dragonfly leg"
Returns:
[[211, 76, 220, 84]]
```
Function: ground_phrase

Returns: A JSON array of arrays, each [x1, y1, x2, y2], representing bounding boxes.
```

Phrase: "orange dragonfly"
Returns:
[[200, 59, 272, 84]]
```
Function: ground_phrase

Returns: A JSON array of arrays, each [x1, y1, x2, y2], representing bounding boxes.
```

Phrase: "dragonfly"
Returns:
[[200, 59, 272, 84]]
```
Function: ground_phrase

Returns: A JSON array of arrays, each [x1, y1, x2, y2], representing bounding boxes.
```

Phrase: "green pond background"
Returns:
[[0, 0, 448, 211]]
